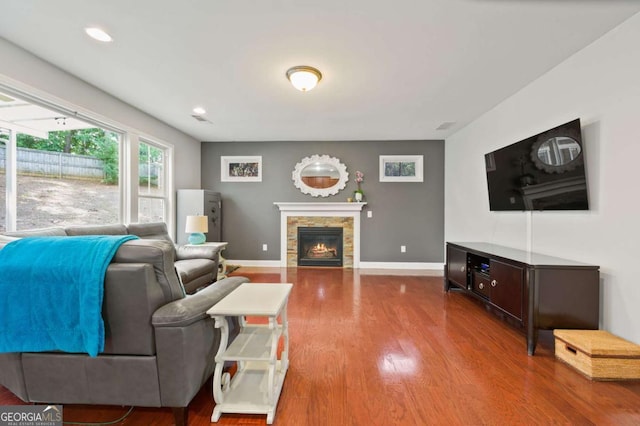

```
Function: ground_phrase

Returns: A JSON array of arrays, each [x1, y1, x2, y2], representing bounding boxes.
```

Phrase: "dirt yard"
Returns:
[[0, 174, 119, 231]]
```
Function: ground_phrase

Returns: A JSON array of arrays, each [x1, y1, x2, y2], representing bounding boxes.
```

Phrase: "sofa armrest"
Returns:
[[175, 244, 221, 261], [152, 276, 249, 327]]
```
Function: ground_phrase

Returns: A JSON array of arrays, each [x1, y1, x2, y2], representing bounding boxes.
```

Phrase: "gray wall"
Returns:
[[201, 140, 444, 262]]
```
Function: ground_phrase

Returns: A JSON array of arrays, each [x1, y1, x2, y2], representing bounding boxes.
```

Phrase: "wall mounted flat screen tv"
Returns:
[[484, 118, 589, 211]]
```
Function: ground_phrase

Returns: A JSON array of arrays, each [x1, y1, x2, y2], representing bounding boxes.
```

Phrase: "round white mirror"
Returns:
[[292, 155, 348, 197], [531, 135, 584, 174], [536, 136, 581, 166]]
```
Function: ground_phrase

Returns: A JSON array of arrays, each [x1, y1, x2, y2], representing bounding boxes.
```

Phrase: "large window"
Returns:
[[0, 89, 173, 235], [14, 128, 120, 229], [138, 140, 167, 223]]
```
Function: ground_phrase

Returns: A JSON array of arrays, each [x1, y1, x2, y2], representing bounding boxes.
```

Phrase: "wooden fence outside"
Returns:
[[0, 146, 161, 182], [0, 146, 104, 180]]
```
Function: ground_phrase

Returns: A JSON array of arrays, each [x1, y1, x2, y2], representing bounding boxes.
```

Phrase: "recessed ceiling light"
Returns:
[[192, 107, 206, 115], [85, 27, 113, 42]]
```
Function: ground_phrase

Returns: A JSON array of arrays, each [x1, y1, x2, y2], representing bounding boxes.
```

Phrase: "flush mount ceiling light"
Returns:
[[192, 107, 206, 115], [286, 66, 322, 92], [85, 27, 113, 42]]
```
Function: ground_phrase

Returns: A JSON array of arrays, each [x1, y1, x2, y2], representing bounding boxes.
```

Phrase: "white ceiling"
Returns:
[[1, 0, 639, 142]]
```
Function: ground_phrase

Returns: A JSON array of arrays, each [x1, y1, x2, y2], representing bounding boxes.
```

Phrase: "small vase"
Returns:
[[355, 192, 363, 202]]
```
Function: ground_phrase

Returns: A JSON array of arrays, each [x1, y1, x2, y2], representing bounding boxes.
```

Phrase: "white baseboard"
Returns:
[[227, 260, 444, 270], [359, 262, 444, 270], [226, 259, 282, 267]]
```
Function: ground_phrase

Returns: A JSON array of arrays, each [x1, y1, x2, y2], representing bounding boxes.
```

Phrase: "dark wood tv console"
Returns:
[[444, 242, 600, 355]]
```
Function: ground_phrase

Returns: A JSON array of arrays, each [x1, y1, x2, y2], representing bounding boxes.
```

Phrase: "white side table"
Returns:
[[186, 241, 229, 279], [206, 283, 293, 425]]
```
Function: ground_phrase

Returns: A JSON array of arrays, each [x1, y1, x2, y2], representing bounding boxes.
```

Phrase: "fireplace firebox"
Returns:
[[297, 227, 343, 267]]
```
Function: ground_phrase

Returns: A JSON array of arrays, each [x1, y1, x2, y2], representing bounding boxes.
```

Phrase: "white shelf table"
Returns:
[[206, 283, 293, 424]]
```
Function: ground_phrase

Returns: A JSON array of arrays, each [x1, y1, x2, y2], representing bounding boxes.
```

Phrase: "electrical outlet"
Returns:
[[262, 244, 268, 251], [367, 210, 373, 218], [401, 245, 406, 253]]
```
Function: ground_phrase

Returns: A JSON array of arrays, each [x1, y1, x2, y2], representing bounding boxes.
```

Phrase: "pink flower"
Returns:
[[355, 171, 364, 183]]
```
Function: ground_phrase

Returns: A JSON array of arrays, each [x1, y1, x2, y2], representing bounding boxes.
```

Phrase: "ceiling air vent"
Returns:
[[436, 121, 456, 130], [191, 114, 213, 124]]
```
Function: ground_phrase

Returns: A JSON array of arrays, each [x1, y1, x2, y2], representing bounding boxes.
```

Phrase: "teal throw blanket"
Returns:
[[0, 235, 138, 357]]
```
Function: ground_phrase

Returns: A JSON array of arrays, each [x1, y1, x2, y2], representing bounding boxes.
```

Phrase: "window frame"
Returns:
[[136, 137, 173, 227], [0, 84, 175, 238]]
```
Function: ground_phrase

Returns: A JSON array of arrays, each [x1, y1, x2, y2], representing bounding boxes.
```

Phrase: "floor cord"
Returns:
[[62, 406, 135, 425]]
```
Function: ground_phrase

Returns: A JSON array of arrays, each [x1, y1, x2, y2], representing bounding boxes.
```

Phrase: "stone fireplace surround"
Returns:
[[274, 202, 366, 268]]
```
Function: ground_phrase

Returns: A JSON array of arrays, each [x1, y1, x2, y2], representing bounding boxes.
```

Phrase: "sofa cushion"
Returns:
[[3, 227, 66, 237], [127, 222, 174, 243], [175, 258, 216, 283], [112, 240, 185, 303], [175, 259, 216, 294], [175, 244, 221, 261], [102, 263, 166, 355], [65, 224, 128, 236]]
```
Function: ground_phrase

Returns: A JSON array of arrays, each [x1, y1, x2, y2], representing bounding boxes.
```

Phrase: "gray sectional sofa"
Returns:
[[0, 222, 247, 426], [1, 222, 221, 294]]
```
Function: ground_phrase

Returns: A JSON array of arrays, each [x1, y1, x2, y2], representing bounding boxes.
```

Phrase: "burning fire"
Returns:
[[313, 243, 328, 252], [308, 242, 337, 258]]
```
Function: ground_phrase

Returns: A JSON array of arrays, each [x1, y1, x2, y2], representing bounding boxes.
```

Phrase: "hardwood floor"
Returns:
[[2, 267, 640, 425]]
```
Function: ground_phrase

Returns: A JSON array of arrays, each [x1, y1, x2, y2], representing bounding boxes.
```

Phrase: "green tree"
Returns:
[[17, 133, 64, 151], [139, 143, 163, 163], [94, 132, 119, 184], [139, 142, 163, 186]]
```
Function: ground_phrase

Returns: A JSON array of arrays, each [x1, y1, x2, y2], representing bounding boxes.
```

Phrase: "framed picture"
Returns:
[[221, 156, 262, 182], [379, 155, 424, 182]]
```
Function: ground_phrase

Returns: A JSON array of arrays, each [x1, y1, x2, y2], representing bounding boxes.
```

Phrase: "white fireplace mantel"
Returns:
[[274, 202, 367, 212], [274, 202, 367, 268]]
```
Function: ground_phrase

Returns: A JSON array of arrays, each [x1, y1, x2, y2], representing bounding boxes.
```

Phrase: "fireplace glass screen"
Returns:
[[297, 227, 343, 267]]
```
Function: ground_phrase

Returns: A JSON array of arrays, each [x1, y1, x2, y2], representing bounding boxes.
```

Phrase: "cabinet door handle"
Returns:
[[491, 279, 497, 287], [479, 283, 484, 290], [460, 266, 465, 272]]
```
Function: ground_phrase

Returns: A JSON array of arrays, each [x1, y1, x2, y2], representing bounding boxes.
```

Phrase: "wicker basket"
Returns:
[[554, 330, 640, 381]]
